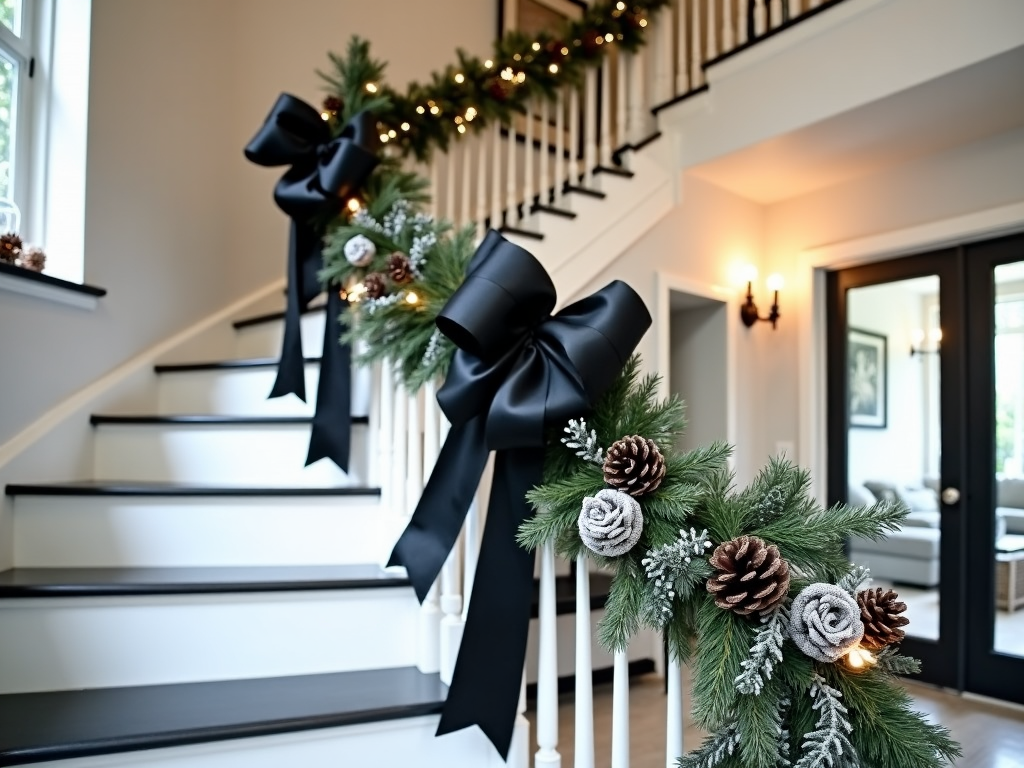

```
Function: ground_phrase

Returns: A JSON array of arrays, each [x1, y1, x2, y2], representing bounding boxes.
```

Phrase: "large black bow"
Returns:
[[388, 230, 651, 758], [244, 94, 379, 470]]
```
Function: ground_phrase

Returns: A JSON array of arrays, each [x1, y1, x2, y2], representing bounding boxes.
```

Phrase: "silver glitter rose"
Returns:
[[343, 234, 376, 267], [578, 488, 644, 557], [789, 583, 865, 663]]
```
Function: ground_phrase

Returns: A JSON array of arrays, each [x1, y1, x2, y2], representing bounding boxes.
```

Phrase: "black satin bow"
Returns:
[[388, 230, 651, 758], [244, 94, 380, 470]]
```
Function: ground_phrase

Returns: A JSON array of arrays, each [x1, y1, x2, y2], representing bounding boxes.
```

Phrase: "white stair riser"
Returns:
[[524, 611, 656, 684], [235, 311, 327, 359], [0, 589, 419, 693], [157, 364, 372, 418], [13, 496, 402, 568], [93, 425, 369, 486], [24, 715, 525, 768]]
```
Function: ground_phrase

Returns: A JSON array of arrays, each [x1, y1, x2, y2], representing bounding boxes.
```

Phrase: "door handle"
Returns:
[[941, 487, 961, 505]]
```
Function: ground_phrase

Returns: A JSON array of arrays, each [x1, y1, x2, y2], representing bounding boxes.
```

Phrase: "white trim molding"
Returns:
[[796, 201, 1024, 502]]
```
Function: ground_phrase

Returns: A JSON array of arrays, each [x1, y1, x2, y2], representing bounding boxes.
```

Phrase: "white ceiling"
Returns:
[[687, 46, 1024, 204]]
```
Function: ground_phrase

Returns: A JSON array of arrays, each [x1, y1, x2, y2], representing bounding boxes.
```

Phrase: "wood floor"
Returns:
[[525, 669, 1024, 767]]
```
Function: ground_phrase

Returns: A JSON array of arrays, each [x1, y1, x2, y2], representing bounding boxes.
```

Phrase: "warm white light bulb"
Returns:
[[416, 106, 425, 114], [365, 82, 378, 93], [346, 198, 361, 213], [401, 121, 411, 131], [911, 328, 926, 346], [639, 18, 648, 26], [484, 59, 493, 68], [767, 273, 784, 292], [457, 124, 466, 134], [738, 263, 758, 286], [405, 291, 419, 305], [616, 1, 626, 8], [454, 73, 465, 84], [532, 42, 541, 51], [605, 32, 614, 42], [379, 133, 389, 143], [549, 63, 559, 74], [930, 328, 943, 344], [430, 105, 440, 115]]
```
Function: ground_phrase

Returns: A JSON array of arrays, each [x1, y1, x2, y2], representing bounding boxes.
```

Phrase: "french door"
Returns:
[[826, 233, 1024, 702]]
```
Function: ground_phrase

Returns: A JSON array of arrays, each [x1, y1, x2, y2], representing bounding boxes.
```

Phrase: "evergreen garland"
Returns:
[[793, 675, 857, 768], [734, 603, 790, 696], [320, 2, 671, 161]]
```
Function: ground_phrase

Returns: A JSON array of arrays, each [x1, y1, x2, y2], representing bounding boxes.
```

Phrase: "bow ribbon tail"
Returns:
[[388, 416, 491, 601], [435, 447, 542, 759], [305, 288, 352, 470], [270, 222, 312, 402]]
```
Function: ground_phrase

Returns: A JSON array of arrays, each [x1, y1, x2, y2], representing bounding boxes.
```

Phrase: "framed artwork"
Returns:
[[498, 0, 587, 38], [848, 328, 887, 429]]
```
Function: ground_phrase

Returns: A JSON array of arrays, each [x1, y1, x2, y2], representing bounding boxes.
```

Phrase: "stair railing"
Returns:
[[367, 2, 841, 763]]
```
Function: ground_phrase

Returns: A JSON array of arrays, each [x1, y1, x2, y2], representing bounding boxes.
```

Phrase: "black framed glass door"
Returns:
[[964, 233, 1024, 705], [826, 248, 965, 690]]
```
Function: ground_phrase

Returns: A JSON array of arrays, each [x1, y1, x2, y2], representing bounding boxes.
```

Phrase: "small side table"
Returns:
[[996, 548, 1024, 613]]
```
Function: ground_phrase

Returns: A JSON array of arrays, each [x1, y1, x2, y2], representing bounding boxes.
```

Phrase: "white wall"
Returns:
[[670, 302, 728, 453], [764, 126, 1024, 481]]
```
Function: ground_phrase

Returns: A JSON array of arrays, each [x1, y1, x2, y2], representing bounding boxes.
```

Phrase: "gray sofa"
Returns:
[[846, 478, 1024, 588]]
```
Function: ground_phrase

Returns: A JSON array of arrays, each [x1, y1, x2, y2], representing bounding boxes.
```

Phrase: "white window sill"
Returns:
[[0, 261, 105, 309]]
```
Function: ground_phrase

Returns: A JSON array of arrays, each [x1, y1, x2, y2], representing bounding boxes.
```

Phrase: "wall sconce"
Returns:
[[910, 328, 941, 357], [740, 268, 783, 330]]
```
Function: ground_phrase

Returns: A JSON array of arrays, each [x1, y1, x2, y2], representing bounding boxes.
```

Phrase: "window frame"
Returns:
[[0, 0, 36, 228]]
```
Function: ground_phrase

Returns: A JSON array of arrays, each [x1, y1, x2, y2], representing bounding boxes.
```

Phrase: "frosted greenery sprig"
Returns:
[[773, 697, 794, 768], [874, 645, 922, 676], [561, 418, 605, 465], [757, 485, 787, 524], [735, 602, 791, 696], [676, 720, 741, 768], [837, 565, 871, 596], [794, 675, 858, 768], [642, 528, 714, 628]]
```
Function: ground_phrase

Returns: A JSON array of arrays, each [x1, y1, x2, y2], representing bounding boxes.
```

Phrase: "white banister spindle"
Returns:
[[629, 48, 647, 144], [583, 69, 598, 184], [722, 0, 736, 52], [378, 360, 395, 509], [655, 8, 674, 104], [476, 131, 488, 239], [422, 379, 439, 477], [491, 121, 502, 231], [616, 49, 628, 152], [524, 101, 535, 217], [754, 0, 768, 36], [418, 580, 441, 673], [706, 0, 719, 61], [445, 150, 456, 223], [535, 541, 560, 767], [789, 0, 802, 21], [611, 649, 630, 768], [575, 554, 595, 768], [770, 0, 783, 28], [676, 0, 689, 93], [568, 86, 580, 189], [554, 90, 565, 203], [599, 57, 612, 168], [391, 376, 408, 515], [690, 0, 703, 88], [460, 136, 472, 227], [439, 543, 463, 686], [666, 655, 684, 768], [406, 390, 422, 515], [738, 0, 750, 45], [462, 496, 481, 621], [539, 98, 550, 206], [367, 361, 381, 487], [506, 117, 518, 227], [810, 0, 822, 8]]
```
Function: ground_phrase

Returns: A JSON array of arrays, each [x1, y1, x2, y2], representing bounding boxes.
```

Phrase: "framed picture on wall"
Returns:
[[498, 0, 587, 38], [848, 328, 887, 429]]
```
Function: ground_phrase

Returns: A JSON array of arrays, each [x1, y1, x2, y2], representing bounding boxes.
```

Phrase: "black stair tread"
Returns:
[[530, 572, 613, 619], [0, 564, 410, 598], [530, 202, 577, 219], [0, 667, 444, 766], [155, 357, 321, 373], [5, 481, 381, 498], [499, 225, 544, 241], [563, 184, 607, 200], [89, 414, 370, 426], [233, 302, 326, 330], [593, 164, 635, 179]]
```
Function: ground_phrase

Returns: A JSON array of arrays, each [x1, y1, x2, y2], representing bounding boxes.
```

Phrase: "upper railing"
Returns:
[[376, 2, 844, 765]]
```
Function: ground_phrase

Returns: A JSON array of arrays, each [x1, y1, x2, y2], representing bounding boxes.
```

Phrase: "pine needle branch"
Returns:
[[677, 720, 742, 768], [793, 675, 858, 768], [735, 603, 790, 696]]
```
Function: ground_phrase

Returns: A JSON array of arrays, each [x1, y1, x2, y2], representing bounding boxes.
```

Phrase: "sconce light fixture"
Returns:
[[910, 327, 942, 357], [739, 267, 783, 330]]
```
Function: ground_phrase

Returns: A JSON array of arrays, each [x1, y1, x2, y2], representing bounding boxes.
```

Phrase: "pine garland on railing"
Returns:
[[320, 0, 671, 160]]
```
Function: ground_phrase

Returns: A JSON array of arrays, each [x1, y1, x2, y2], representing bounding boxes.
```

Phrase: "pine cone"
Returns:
[[0, 232, 22, 264], [363, 272, 388, 300], [707, 536, 790, 617], [857, 587, 909, 650], [322, 95, 343, 114], [387, 252, 413, 284], [17, 246, 45, 272], [602, 435, 666, 497]]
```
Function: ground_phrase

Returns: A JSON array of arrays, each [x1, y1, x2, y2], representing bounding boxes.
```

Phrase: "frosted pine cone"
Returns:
[[706, 535, 790, 617], [603, 435, 666, 497], [857, 587, 909, 650], [343, 234, 376, 267]]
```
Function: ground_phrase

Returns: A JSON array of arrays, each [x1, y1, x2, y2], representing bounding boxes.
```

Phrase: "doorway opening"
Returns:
[[668, 291, 728, 452]]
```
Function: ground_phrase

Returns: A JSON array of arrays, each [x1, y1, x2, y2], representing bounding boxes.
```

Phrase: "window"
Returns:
[[0, 0, 33, 225]]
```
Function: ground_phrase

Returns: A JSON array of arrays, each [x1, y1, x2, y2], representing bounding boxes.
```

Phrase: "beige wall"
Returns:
[[0, 0, 494, 446]]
